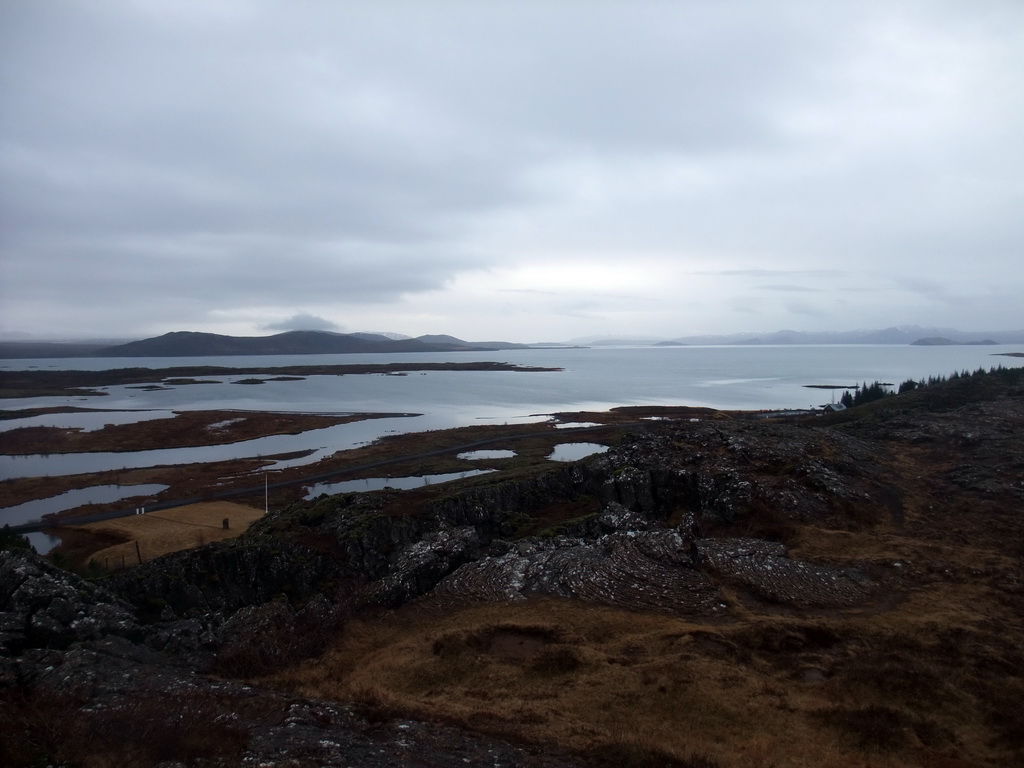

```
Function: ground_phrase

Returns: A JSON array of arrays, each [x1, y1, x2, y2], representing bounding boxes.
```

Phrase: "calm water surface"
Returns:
[[304, 469, 495, 499], [1, 484, 168, 525], [2, 345, 1018, 485], [548, 443, 610, 462]]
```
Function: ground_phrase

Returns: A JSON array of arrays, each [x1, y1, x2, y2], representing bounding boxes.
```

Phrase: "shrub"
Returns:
[[0, 525, 33, 553]]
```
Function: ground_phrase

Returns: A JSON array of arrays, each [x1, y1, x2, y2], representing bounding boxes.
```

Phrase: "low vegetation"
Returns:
[[2, 364, 1021, 766], [0, 410, 367, 454], [1, 688, 255, 768], [0, 524, 32, 552], [254, 365, 1023, 767], [64, 501, 265, 573], [263, 554, 1021, 767], [838, 363, 1022, 407]]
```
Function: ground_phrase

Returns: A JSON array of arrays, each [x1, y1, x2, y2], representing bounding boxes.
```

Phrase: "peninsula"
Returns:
[[0, 361, 560, 399]]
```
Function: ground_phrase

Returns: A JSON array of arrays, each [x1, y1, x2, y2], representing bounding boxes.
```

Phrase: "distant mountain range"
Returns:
[[0, 331, 532, 359], [573, 326, 1024, 346], [1, 325, 1023, 359], [100, 331, 537, 357]]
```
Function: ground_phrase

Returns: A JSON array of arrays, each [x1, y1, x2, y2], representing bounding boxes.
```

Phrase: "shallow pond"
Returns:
[[456, 450, 517, 460], [305, 469, 495, 498], [0, 483, 169, 527], [25, 531, 62, 555], [0, 416, 426, 480], [0, 409, 175, 433], [547, 443, 609, 462]]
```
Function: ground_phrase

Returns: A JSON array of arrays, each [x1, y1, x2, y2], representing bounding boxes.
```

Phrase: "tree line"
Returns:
[[839, 363, 1022, 408]]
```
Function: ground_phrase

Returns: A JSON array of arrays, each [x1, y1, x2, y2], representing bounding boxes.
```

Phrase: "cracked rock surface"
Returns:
[[0, 549, 585, 767], [427, 524, 874, 613]]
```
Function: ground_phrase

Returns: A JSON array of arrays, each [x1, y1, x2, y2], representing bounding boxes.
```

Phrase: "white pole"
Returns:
[[264, 472, 268, 514]]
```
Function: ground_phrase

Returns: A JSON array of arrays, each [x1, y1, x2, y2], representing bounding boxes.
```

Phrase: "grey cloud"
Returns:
[[785, 301, 828, 318], [2, 1, 1022, 339], [497, 288, 565, 297], [694, 269, 846, 278], [761, 285, 822, 293], [894, 277, 949, 298], [263, 314, 342, 332]]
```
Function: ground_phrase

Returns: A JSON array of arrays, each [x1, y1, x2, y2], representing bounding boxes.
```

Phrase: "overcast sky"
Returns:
[[1, 1, 1022, 342]]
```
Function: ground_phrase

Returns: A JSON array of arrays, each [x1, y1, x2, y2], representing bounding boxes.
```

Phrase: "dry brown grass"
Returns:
[[0, 410, 360, 455], [264, 600, 836, 766], [262, 532, 1022, 768], [0, 686, 261, 768], [71, 501, 264, 570]]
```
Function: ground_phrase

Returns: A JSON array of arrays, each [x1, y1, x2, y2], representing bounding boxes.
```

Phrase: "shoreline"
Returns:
[[0, 361, 561, 398], [2, 404, 728, 540], [0, 409, 409, 455]]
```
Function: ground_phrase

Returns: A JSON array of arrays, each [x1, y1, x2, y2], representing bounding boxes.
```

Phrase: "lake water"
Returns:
[[304, 469, 496, 499], [1, 344, 1019, 486], [548, 443, 610, 462], [457, 450, 518, 460], [0, 484, 169, 525]]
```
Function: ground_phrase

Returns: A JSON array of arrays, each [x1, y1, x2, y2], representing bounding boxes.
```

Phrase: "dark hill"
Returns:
[[911, 336, 1000, 346], [0, 341, 114, 359], [94, 330, 501, 357], [415, 334, 528, 350]]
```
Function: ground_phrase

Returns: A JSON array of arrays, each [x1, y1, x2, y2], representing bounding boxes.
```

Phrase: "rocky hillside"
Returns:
[[2, 366, 1022, 767]]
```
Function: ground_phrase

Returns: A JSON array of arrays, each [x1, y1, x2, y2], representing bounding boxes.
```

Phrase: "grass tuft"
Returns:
[[0, 687, 251, 768], [586, 737, 722, 768]]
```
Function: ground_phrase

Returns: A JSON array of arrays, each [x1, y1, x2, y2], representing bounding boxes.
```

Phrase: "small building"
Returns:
[[822, 403, 847, 413]]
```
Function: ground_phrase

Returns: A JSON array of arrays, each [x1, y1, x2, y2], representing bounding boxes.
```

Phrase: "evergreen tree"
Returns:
[[1, 524, 34, 552]]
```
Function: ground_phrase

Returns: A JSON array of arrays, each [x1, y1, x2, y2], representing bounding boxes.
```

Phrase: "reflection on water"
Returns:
[[305, 469, 494, 499], [3, 346, 1014, 482], [547, 443, 609, 462], [25, 531, 61, 555], [0, 483, 169, 526], [0, 416, 427, 481], [456, 450, 517, 460], [0, 409, 175, 433]]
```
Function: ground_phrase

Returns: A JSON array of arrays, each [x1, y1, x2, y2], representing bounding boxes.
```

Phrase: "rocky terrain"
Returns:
[[2, 366, 1022, 767]]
